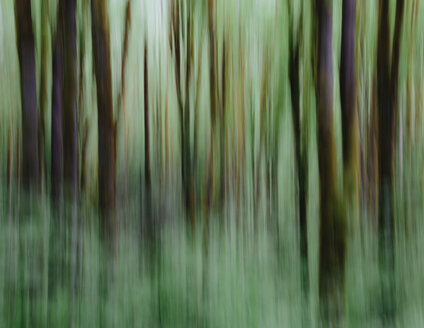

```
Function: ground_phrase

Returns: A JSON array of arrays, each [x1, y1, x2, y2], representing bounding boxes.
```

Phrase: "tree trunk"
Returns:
[[144, 40, 153, 242], [377, 0, 405, 321], [51, 12, 63, 204], [170, 0, 195, 230], [91, 0, 117, 240], [288, 1, 309, 304], [39, 0, 50, 194], [340, 0, 360, 217], [15, 0, 39, 190], [316, 0, 346, 322], [62, 0, 78, 201], [205, 0, 217, 216]]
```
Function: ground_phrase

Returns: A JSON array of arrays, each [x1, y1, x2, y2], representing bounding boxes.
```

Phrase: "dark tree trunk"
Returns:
[[15, 0, 39, 190], [205, 0, 217, 216], [376, 0, 393, 320], [316, 0, 346, 322], [39, 0, 50, 193], [62, 0, 78, 201], [288, 1, 309, 304], [170, 0, 195, 230], [119, 1, 131, 196], [91, 0, 117, 240], [340, 0, 360, 202], [377, 0, 405, 321], [51, 16, 64, 204]]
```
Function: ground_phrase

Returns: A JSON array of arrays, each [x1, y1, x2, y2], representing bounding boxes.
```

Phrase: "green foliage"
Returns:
[[1, 0, 424, 326]]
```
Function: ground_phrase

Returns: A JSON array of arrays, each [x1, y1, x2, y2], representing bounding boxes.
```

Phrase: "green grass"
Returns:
[[1, 0, 424, 326]]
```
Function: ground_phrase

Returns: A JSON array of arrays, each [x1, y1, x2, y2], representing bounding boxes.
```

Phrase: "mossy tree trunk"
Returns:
[[51, 7, 63, 204], [288, 0, 309, 301], [170, 0, 196, 230], [316, 0, 346, 322], [340, 0, 360, 217], [377, 0, 405, 321], [39, 0, 50, 194]]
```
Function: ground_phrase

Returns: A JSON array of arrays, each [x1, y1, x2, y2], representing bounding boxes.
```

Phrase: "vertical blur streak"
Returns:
[[340, 0, 360, 218], [39, 0, 50, 194], [119, 0, 131, 198], [206, 0, 217, 217], [288, 0, 309, 308], [51, 9, 63, 204], [15, 0, 39, 190], [91, 0, 117, 243], [144, 40, 153, 243], [376, 0, 393, 320], [377, 0, 405, 322], [62, 0, 78, 202], [316, 0, 346, 323]]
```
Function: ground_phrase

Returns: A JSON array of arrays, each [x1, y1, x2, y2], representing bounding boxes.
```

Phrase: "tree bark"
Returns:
[[340, 0, 360, 213], [377, 0, 405, 321], [288, 0, 309, 305], [316, 0, 346, 322], [51, 11, 63, 203], [15, 0, 39, 190], [39, 0, 50, 193], [170, 0, 196, 229], [91, 0, 117, 240], [62, 0, 78, 201]]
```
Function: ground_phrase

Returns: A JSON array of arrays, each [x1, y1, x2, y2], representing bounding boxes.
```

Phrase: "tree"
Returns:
[[340, 0, 360, 217], [51, 4, 64, 203], [169, 0, 196, 229], [316, 0, 346, 322], [206, 0, 227, 218], [376, 0, 405, 320], [288, 0, 309, 301], [39, 0, 50, 193], [15, 0, 39, 190], [91, 0, 117, 240], [62, 0, 78, 201]]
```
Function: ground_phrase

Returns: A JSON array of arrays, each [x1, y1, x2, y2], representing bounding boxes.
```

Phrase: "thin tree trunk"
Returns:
[[78, 0, 89, 196], [206, 0, 217, 216], [316, 0, 346, 323], [39, 0, 50, 194], [119, 0, 131, 197], [62, 0, 78, 201], [170, 0, 195, 230], [377, 0, 405, 321], [51, 14, 63, 204], [91, 0, 117, 241], [15, 0, 39, 190], [340, 0, 360, 216], [288, 0, 309, 306], [144, 40, 153, 242]]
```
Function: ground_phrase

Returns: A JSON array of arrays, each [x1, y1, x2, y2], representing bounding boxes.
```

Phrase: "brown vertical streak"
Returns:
[[39, 0, 50, 192], [316, 0, 345, 320], [15, 0, 39, 190], [340, 0, 358, 168], [62, 0, 78, 201], [51, 13, 63, 203], [119, 0, 131, 194], [91, 0, 117, 238], [288, 0, 309, 299]]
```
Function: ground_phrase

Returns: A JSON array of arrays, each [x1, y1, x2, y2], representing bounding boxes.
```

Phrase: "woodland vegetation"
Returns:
[[1, 0, 424, 326]]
